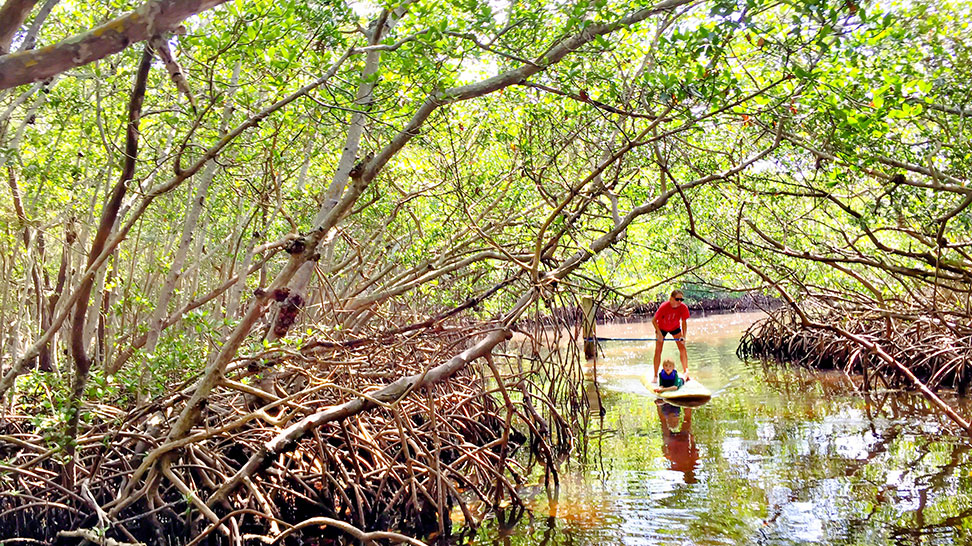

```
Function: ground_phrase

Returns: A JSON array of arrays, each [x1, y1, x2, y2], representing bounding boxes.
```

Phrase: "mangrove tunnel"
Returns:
[[1, 0, 971, 544]]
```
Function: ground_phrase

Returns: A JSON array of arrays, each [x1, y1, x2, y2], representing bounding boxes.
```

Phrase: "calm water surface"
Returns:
[[474, 312, 972, 546]]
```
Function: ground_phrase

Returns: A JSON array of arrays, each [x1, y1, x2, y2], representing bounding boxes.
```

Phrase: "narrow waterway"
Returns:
[[473, 312, 972, 546]]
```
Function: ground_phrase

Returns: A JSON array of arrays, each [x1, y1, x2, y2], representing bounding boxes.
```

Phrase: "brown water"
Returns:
[[471, 312, 972, 546]]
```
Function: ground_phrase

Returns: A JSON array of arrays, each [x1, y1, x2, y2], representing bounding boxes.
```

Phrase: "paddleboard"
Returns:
[[640, 374, 712, 406]]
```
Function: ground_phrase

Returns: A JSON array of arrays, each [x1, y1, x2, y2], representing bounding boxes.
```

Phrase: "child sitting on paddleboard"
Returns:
[[655, 359, 684, 393]]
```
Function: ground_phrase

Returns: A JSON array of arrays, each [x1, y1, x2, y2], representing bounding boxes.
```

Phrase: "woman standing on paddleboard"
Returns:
[[652, 289, 689, 382]]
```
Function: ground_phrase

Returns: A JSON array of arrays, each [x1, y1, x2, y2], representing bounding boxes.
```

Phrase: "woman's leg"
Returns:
[[653, 337, 665, 379], [676, 339, 688, 376]]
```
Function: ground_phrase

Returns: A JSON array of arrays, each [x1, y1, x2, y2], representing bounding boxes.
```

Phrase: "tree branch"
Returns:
[[0, 0, 38, 55], [0, 0, 231, 89]]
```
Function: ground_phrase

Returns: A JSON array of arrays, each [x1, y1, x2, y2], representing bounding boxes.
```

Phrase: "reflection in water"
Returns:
[[656, 402, 698, 484], [470, 312, 972, 546]]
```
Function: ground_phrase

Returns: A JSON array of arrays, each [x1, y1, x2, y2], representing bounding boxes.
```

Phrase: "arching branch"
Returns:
[[0, 0, 230, 89]]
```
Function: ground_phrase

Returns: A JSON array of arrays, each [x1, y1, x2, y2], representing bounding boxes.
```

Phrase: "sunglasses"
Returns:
[[674, 297, 684, 301]]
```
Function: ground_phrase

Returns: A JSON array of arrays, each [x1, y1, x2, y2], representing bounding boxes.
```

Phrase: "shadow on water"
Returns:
[[468, 312, 972, 546]]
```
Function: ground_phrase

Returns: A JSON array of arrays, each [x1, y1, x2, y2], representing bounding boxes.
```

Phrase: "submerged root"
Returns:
[[738, 306, 972, 396]]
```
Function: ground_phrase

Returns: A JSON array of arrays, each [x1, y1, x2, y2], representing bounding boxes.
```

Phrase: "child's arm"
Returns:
[[654, 385, 678, 393]]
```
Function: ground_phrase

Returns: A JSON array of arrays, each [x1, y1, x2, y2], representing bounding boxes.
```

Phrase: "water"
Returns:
[[471, 312, 972, 546]]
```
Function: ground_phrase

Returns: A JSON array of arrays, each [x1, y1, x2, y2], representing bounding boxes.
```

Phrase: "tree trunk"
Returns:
[[45, 225, 72, 376], [269, 6, 409, 342], [225, 204, 258, 323], [65, 45, 152, 488], [0, 251, 10, 385], [139, 62, 240, 388]]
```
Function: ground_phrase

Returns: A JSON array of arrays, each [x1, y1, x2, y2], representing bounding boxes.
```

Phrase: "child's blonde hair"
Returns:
[[662, 359, 675, 368]]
